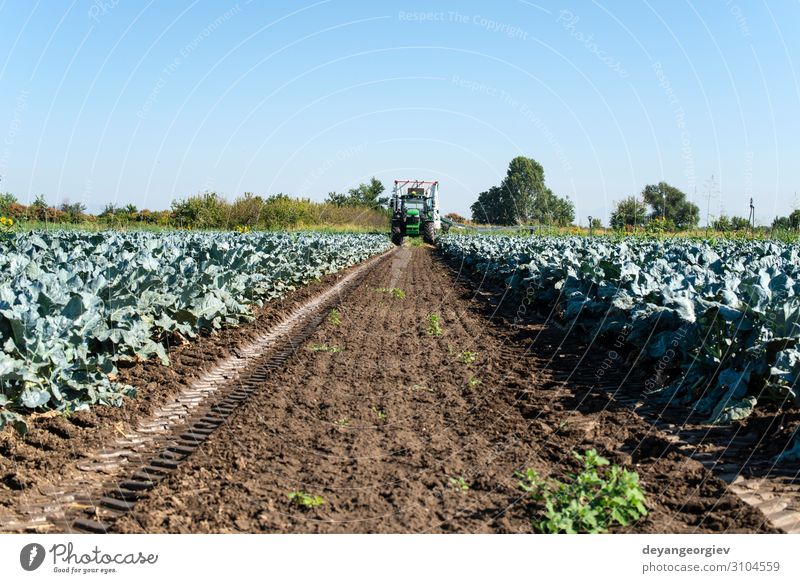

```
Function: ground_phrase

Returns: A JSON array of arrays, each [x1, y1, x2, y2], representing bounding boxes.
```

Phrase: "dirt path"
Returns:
[[111, 247, 772, 533]]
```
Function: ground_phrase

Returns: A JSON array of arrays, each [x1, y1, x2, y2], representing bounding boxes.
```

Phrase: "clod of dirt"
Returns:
[[2, 471, 34, 491]]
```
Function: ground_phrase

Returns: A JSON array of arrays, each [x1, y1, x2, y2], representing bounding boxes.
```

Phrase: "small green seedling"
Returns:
[[427, 313, 443, 336], [516, 449, 648, 534], [328, 308, 342, 326], [58, 403, 75, 418], [287, 491, 326, 509], [372, 406, 387, 422], [373, 287, 406, 299], [448, 476, 471, 492], [466, 377, 482, 390], [307, 343, 341, 353], [336, 417, 350, 428], [458, 350, 476, 364]]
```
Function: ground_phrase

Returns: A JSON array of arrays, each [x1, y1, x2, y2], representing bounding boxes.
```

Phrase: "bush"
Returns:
[[171, 192, 228, 229], [644, 216, 675, 233], [0, 189, 388, 231], [3, 202, 26, 221], [0, 192, 18, 215], [59, 201, 87, 224], [517, 449, 647, 533], [227, 192, 264, 227], [259, 194, 315, 229]]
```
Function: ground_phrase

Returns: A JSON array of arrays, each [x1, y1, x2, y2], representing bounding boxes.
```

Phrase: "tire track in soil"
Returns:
[[113, 247, 774, 533]]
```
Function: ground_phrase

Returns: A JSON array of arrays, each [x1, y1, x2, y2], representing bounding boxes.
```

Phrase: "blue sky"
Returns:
[[0, 0, 798, 225]]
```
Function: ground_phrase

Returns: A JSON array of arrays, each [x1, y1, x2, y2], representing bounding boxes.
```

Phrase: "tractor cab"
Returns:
[[402, 198, 424, 235], [390, 180, 441, 245]]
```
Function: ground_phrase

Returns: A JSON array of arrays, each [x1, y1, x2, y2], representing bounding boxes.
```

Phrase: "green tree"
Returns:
[[551, 194, 575, 227], [502, 156, 547, 223], [791, 209, 800, 230], [730, 215, 751, 231], [712, 215, 732, 232], [471, 185, 515, 225], [610, 197, 648, 229], [346, 177, 387, 209], [641, 182, 699, 230], [59, 200, 87, 223], [772, 216, 791, 230], [772, 210, 800, 231], [325, 191, 349, 207], [470, 188, 490, 224], [100, 203, 117, 217], [470, 156, 572, 225]]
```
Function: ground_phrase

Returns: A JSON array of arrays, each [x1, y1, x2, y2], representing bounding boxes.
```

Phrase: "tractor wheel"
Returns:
[[422, 222, 436, 244], [391, 230, 404, 246]]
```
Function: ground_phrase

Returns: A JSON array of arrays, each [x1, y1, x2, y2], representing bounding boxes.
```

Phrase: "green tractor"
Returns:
[[390, 180, 441, 246]]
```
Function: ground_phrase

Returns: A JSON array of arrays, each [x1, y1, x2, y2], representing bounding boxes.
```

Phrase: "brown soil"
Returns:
[[110, 247, 774, 533], [0, 264, 370, 513]]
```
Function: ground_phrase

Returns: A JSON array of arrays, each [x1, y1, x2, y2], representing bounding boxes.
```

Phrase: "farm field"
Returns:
[[5, 3, 800, 577], [2, 238, 796, 533]]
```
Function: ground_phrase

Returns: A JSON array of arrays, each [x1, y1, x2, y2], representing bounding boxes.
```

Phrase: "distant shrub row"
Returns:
[[0, 191, 389, 231]]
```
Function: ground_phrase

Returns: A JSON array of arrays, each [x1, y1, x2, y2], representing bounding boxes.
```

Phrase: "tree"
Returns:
[[59, 200, 87, 223], [551, 194, 575, 227], [100, 203, 117, 217], [712, 215, 732, 232], [772, 210, 800, 231], [502, 156, 546, 223], [325, 178, 387, 209], [610, 197, 648, 229], [346, 177, 387, 209], [772, 216, 791, 230], [470, 189, 490, 224], [730, 216, 751, 231], [471, 185, 515, 225], [470, 156, 572, 225], [641, 182, 699, 230], [325, 191, 349, 207], [791, 210, 800, 230]]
